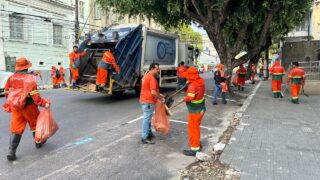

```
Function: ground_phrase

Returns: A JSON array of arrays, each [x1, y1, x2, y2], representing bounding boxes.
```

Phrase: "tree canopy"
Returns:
[[169, 24, 203, 50], [97, 0, 313, 72]]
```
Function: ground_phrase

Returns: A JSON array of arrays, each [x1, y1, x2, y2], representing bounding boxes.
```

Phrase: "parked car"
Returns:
[[0, 70, 13, 96]]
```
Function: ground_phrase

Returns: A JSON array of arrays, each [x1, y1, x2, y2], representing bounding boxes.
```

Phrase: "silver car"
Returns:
[[0, 70, 13, 96]]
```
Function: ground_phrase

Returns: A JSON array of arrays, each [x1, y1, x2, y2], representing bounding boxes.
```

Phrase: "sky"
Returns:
[[191, 23, 207, 35]]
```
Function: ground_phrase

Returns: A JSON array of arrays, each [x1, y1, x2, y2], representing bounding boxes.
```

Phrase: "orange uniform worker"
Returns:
[[269, 60, 285, 98], [176, 61, 187, 90], [251, 64, 256, 84], [183, 67, 206, 156], [3, 57, 51, 161], [287, 62, 306, 104], [96, 49, 120, 91], [69, 46, 87, 89], [51, 66, 59, 89], [58, 62, 67, 87], [236, 64, 247, 91]]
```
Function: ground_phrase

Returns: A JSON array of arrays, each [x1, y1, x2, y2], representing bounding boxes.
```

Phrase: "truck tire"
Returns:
[[134, 86, 141, 96], [113, 90, 125, 96]]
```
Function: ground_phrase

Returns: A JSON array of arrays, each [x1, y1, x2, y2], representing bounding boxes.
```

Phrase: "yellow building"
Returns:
[[86, 0, 163, 33], [311, 1, 320, 40]]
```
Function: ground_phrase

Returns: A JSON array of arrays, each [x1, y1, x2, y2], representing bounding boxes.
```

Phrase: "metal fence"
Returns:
[[298, 61, 320, 80]]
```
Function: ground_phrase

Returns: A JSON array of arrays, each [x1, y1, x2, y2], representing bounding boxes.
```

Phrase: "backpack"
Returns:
[[55, 69, 61, 78], [7, 74, 35, 110]]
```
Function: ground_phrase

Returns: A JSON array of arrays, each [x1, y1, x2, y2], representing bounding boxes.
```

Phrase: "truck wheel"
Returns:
[[113, 90, 125, 96], [134, 86, 141, 96]]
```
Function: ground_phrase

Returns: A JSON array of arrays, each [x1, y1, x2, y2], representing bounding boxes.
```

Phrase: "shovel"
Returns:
[[165, 83, 188, 108], [280, 85, 287, 98], [301, 85, 309, 97]]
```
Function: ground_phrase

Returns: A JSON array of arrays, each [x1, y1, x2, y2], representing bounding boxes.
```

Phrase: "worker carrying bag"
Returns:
[[35, 109, 59, 143], [153, 101, 170, 135]]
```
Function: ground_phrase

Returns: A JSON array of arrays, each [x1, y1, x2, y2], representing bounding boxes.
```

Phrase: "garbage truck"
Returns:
[[72, 24, 194, 95]]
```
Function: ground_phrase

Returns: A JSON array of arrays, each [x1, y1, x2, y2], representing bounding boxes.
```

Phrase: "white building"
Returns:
[[0, 0, 92, 85], [202, 33, 217, 56]]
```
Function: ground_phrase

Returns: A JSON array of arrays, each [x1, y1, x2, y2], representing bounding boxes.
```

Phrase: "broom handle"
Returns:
[[168, 83, 188, 99]]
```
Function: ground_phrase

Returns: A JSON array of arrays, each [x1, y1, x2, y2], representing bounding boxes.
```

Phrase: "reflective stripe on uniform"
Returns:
[[273, 73, 284, 75], [4, 90, 9, 94], [187, 93, 195, 97], [30, 90, 39, 95], [191, 97, 205, 104], [292, 96, 299, 99], [191, 147, 200, 151]]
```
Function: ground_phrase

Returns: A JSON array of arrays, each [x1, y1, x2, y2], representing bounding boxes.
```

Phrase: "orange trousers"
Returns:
[[10, 104, 40, 135], [96, 68, 109, 86], [251, 73, 255, 82], [59, 76, 65, 84], [188, 112, 205, 150], [272, 80, 282, 98], [237, 78, 245, 86], [70, 67, 79, 83], [52, 77, 59, 86], [291, 84, 301, 103]]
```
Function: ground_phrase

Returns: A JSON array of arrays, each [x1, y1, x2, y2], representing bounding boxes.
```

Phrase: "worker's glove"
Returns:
[[45, 103, 50, 109]]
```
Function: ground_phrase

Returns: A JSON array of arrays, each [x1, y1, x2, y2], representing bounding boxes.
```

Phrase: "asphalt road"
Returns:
[[0, 73, 242, 179]]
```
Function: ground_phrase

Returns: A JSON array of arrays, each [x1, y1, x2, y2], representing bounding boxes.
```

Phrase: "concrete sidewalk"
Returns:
[[220, 80, 320, 180]]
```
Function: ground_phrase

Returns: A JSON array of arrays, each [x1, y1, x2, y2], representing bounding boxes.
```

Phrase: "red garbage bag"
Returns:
[[232, 73, 238, 87], [153, 101, 170, 135], [35, 109, 59, 143]]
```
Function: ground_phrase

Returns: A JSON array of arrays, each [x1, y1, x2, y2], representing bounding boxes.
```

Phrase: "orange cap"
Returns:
[[217, 63, 223, 70], [15, 57, 32, 71]]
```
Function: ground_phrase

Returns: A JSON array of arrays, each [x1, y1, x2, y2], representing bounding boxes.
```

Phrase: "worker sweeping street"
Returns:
[[236, 64, 247, 91], [3, 57, 51, 161], [139, 63, 165, 144], [287, 62, 306, 104], [182, 66, 206, 156], [69, 46, 87, 89], [269, 59, 285, 98], [96, 48, 120, 92], [251, 64, 256, 84], [58, 62, 67, 88], [176, 61, 187, 91], [51, 66, 59, 89]]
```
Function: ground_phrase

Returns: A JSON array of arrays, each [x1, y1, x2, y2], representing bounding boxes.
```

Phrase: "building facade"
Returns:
[[87, 0, 163, 33], [286, 0, 320, 41]]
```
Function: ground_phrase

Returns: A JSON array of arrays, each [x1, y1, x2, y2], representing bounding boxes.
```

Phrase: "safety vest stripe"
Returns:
[[291, 76, 302, 78], [273, 73, 284, 75], [4, 90, 8, 94], [191, 147, 200, 151], [191, 97, 205, 104], [187, 93, 195, 97], [30, 90, 39, 95], [272, 90, 281, 92]]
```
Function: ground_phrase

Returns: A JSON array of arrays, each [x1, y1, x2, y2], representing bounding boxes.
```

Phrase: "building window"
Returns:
[[53, 24, 63, 45], [9, 15, 24, 40], [79, 1, 84, 19], [95, 4, 102, 19]]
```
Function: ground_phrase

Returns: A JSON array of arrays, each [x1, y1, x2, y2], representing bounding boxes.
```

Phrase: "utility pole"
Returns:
[[74, 0, 79, 45]]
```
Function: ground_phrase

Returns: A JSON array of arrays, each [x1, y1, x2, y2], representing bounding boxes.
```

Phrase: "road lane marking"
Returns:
[[204, 94, 237, 102], [37, 131, 139, 180], [126, 115, 143, 124], [170, 119, 213, 130], [74, 137, 93, 145]]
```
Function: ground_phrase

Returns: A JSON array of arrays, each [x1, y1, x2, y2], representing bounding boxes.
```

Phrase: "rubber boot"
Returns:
[[241, 87, 244, 91], [33, 132, 46, 149], [238, 86, 241, 91], [72, 82, 77, 89], [7, 134, 22, 161]]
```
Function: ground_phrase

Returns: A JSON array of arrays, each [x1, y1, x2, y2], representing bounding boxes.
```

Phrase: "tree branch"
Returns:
[[184, 6, 205, 24], [232, 4, 282, 67], [219, 0, 231, 25], [190, 0, 206, 23], [203, 0, 213, 23], [231, 23, 248, 57]]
